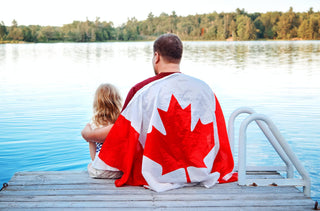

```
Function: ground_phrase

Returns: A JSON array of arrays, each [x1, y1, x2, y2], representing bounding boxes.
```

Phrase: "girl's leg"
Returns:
[[89, 142, 96, 161]]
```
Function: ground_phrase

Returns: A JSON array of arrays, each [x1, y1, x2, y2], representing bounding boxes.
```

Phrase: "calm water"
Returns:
[[0, 41, 319, 201]]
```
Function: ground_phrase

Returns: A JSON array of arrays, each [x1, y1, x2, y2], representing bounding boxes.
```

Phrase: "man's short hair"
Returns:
[[153, 34, 183, 64]]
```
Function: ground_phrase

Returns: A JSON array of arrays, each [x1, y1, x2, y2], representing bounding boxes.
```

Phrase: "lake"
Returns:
[[0, 41, 319, 201]]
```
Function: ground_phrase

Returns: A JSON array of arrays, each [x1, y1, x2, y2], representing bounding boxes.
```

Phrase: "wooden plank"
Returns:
[[234, 166, 288, 171], [0, 192, 308, 202], [0, 197, 315, 207], [5, 180, 296, 191], [12, 171, 87, 175], [0, 207, 315, 211], [8, 172, 111, 186], [0, 199, 315, 208], [243, 178, 307, 186], [0, 186, 302, 196], [8, 171, 284, 185]]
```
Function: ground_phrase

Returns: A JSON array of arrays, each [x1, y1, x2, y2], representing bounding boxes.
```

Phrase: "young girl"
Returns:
[[82, 83, 122, 178]]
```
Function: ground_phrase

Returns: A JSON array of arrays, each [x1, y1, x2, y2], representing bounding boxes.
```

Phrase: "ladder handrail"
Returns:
[[238, 113, 311, 197], [228, 107, 294, 178], [228, 107, 256, 156]]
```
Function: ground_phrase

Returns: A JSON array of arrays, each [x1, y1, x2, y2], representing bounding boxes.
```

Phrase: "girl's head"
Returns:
[[93, 83, 122, 126]]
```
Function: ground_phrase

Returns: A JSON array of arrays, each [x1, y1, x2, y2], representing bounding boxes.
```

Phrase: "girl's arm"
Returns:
[[81, 123, 113, 143]]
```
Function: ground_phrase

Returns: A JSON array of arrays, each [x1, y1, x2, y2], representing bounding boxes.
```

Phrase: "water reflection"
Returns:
[[183, 41, 320, 74]]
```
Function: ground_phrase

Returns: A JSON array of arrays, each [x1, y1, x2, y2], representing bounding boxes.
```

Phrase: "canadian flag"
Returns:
[[94, 73, 237, 192]]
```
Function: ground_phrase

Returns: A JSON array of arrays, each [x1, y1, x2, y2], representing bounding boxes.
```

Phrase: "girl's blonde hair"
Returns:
[[92, 83, 122, 126]]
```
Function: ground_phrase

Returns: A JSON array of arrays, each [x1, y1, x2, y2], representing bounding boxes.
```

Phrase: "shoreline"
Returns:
[[1, 38, 317, 44]]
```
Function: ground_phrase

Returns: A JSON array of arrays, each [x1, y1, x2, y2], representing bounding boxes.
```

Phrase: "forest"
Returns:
[[0, 7, 320, 43]]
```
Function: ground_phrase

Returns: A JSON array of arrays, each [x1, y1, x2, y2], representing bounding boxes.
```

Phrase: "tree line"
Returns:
[[1, 7, 319, 43]]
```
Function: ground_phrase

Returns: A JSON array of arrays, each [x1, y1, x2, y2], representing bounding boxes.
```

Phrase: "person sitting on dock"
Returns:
[[81, 83, 123, 179], [82, 33, 237, 192]]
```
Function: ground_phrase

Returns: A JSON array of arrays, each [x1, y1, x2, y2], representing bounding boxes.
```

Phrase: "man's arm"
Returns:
[[81, 123, 113, 143]]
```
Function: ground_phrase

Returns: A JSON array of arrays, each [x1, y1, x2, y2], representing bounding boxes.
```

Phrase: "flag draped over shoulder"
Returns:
[[95, 73, 237, 192]]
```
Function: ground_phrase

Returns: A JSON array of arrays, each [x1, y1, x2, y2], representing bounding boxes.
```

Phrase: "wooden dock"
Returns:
[[0, 170, 315, 210]]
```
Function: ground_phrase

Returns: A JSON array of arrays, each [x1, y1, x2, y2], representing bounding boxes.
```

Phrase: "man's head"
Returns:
[[153, 33, 183, 64]]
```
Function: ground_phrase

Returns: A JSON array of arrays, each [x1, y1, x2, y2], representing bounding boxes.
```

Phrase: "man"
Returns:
[[82, 33, 237, 192]]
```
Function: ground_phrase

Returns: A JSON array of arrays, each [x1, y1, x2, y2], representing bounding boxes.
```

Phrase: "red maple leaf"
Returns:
[[144, 95, 215, 183]]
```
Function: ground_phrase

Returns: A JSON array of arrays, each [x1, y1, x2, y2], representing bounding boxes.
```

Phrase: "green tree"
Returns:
[[236, 8, 247, 16], [22, 26, 33, 42], [260, 12, 280, 39], [40, 26, 61, 41], [216, 18, 226, 40], [254, 18, 265, 39], [155, 13, 171, 35], [230, 19, 237, 39], [299, 13, 320, 40], [37, 31, 47, 42], [90, 28, 96, 42], [170, 11, 178, 33], [7, 20, 23, 41], [122, 17, 139, 40], [0, 21, 7, 40], [204, 25, 218, 40], [236, 15, 256, 40], [146, 12, 156, 35], [310, 14, 320, 39], [298, 19, 310, 39], [276, 7, 300, 39], [308, 7, 314, 15]]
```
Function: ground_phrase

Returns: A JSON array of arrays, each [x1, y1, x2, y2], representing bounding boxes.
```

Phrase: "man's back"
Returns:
[[98, 73, 236, 192]]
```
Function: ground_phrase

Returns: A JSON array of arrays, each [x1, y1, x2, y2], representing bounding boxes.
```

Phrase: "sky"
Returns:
[[1, 0, 320, 27]]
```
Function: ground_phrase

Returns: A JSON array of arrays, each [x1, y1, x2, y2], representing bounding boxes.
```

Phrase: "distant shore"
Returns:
[[1, 7, 319, 43]]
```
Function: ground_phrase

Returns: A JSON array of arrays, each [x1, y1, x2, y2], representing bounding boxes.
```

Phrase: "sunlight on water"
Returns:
[[0, 41, 319, 200]]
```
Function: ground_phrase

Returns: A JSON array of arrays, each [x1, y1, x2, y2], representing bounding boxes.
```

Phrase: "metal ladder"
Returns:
[[228, 107, 311, 197]]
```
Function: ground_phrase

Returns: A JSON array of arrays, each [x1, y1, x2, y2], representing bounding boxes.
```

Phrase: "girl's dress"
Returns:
[[90, 121, 103, 154], [87, 121, 122, 179]]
